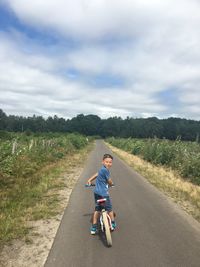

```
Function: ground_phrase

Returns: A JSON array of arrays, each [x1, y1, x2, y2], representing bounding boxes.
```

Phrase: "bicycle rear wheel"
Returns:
[[102, 211, 112, 247]]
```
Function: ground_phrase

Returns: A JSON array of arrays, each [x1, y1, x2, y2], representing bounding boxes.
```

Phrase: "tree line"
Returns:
[[0, 109, 199, 141]]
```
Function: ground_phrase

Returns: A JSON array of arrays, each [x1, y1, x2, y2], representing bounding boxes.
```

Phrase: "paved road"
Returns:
[[45, 140, 200, 267]]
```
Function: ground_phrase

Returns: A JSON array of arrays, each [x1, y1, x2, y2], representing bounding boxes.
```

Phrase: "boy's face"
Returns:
[[102, 157, 113, 169]]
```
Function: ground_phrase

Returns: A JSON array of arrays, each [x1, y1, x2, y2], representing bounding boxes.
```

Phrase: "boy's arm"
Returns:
[[108, 178, 114, 187], [87, 172, 98, 185]]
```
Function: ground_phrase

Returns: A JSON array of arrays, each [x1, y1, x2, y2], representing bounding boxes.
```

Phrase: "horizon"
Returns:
[[0, 1, 200, 120]]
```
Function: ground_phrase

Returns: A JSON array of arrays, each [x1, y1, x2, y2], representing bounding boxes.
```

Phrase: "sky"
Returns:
[[0, 0, 200, 120]]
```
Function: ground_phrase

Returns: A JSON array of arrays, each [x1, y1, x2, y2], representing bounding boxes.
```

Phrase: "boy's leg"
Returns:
[[92, 211, 100, 224], [93, 193, 102, 224], [91, 193, 101, 235], [106, 196, 116, 223], [108, 211, 115, 221], [108, 210, 117, 230], [91, 211, 100, 235]]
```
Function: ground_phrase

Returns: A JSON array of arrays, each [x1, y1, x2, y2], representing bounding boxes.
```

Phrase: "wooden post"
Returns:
[[29, 139, 34, 150], [12, 140, 17, 154]]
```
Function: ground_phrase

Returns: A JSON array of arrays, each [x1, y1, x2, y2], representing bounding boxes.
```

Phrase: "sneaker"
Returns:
[[111, 221, 116, 230], [90, 224, 97, 235]]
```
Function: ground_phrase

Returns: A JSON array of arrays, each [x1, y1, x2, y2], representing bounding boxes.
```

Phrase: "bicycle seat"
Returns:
[[97, 198, 107, 203]]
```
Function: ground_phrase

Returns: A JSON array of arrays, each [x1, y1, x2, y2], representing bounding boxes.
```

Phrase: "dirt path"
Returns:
[[0, 166, 84, 267]]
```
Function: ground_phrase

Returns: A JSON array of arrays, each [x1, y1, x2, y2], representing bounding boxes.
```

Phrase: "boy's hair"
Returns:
[[103, 153, 113, 160]]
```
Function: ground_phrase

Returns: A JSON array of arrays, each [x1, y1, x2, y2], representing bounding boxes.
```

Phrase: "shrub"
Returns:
[[107, 137, 200, 185]]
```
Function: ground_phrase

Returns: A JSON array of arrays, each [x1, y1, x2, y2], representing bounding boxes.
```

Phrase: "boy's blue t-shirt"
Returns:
[[94, 165, 110, 197]]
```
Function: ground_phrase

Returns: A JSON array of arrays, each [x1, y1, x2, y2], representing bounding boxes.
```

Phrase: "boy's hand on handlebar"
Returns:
[[85, 180, 90, 186], [85, 182, 95, 187], [85, 179, 91, 186]]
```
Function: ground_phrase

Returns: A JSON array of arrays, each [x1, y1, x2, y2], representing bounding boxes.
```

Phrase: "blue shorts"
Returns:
[[94, 193, 112, 212]]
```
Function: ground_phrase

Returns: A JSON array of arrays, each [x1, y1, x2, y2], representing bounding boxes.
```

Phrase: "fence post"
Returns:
[[29, 139, 34, 150], [42, 139, 45, 147], [12, 140, 17, 154]]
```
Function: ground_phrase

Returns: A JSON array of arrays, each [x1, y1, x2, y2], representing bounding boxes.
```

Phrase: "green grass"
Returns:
[[0, 133, 93, 248], [107, 137, 200, 185], [108, 143, 200, 222]]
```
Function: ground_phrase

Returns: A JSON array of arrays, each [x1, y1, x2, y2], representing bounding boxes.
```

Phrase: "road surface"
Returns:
[[45, 140, 200, 267]]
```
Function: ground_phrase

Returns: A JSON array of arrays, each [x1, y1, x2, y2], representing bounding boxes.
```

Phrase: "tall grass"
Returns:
[[0, 132, 90, 246], [107, 143, 200, 222], [0, 132, 88, 184], [107, 137, 200, 185]]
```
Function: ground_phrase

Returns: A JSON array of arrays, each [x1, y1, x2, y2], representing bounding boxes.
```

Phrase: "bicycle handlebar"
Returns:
[[85, 183, 115, 188], [85, 183, 95, 187]]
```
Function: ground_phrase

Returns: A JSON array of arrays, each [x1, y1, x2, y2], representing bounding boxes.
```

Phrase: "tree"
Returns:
[[0, 109, 200, 141], [0, 109, 7, 130]]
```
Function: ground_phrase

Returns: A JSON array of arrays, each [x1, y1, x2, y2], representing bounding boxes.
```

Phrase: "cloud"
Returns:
[[0, 0, 200, 120], [0, 30, 165, 117], [3, 0, 200, 39]]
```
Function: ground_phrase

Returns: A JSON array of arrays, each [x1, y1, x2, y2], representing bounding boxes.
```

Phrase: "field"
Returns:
[[0, 131, 90, 246], [107, 137, 200, 185]]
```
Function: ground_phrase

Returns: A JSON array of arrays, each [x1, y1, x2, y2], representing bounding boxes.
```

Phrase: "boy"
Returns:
[[87, 153, 116, 235]]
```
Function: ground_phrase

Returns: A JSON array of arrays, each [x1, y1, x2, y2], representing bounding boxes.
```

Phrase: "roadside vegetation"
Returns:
[[107, 137, 200, 185], [106, 138, 200, 222], [0, 132, 92, 247]]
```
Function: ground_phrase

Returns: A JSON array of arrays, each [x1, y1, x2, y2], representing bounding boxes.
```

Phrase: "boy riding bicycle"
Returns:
[[87, 153, 116, 235]]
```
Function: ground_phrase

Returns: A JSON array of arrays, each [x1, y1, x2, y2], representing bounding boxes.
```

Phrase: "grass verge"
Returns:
[[107, 143, 200, 222], [0, 143, 93, 249]]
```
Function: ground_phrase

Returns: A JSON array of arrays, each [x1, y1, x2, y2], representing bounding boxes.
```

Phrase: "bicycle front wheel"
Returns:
[[102, 211, 112, 247]]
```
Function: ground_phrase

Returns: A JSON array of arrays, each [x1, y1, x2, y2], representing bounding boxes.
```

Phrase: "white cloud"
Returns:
[[4, 0, 200, 39], [0, 0, 200, 119], [0, 38, 164, 118]]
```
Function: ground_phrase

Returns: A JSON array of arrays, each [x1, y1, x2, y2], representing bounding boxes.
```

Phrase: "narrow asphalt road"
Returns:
[[45, 140, 200, 267]]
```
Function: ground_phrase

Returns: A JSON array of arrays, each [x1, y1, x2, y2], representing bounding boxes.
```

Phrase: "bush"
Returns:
[[0, 133, 89, 188], [68, 133, 88, 149], [107, 137, 200, 185], [0, 131, 14, 140]]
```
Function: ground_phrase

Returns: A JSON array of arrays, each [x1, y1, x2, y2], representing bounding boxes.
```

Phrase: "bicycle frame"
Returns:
[[85, 183, 114, 247], [97, 198, 113, 247], [97, 199, 114, 232]]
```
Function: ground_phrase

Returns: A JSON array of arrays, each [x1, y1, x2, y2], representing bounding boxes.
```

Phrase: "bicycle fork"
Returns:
[[100, 210, 113, 232]]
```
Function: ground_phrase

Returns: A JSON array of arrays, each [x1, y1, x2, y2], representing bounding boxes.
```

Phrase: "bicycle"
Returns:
[[85, 183, 115, 247]]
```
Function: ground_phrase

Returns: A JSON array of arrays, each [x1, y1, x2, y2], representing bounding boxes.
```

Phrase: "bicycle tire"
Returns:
[[102, 211, 112, 247]]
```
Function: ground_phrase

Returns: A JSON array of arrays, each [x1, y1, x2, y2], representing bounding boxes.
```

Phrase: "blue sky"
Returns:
[[0, 0, 200, 120]]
